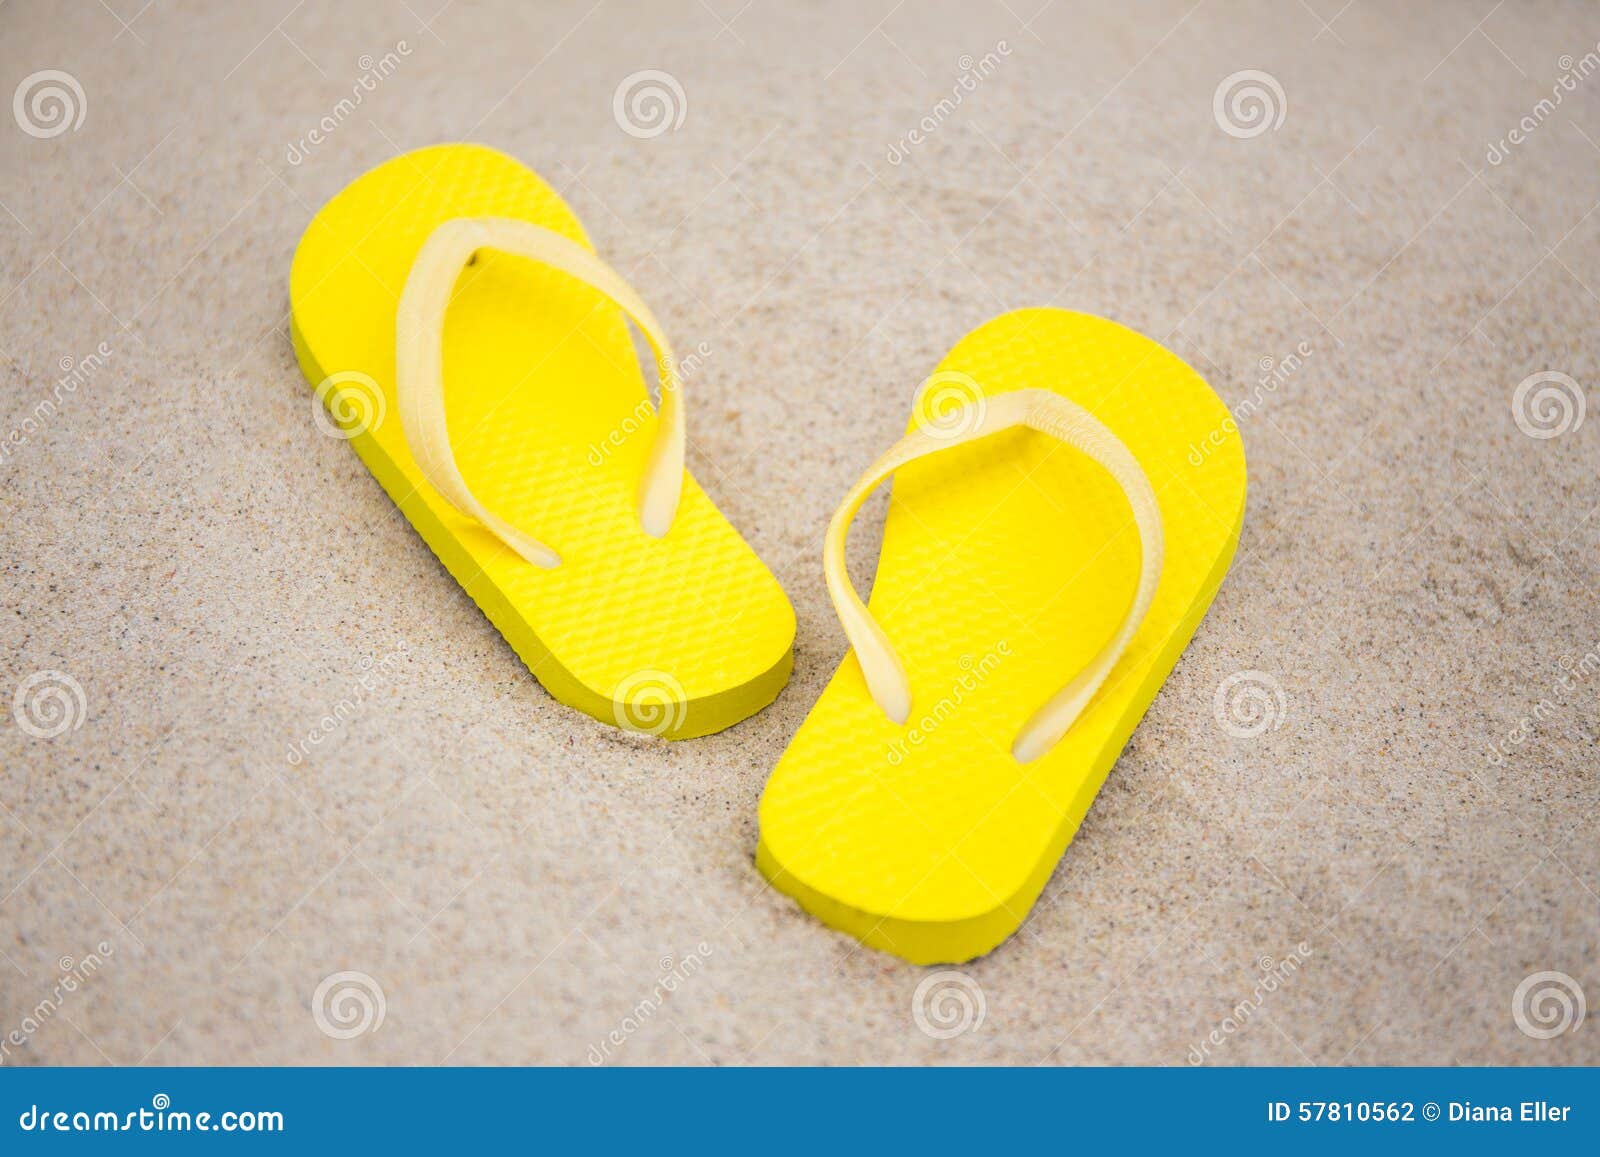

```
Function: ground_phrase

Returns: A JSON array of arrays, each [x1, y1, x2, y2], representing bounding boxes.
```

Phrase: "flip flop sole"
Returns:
[[290, 144, 794, 737], [757, 308, 1246, 962]]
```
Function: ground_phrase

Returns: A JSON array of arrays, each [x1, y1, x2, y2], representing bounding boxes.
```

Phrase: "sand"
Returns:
[[1, 0, 1596, 1065]]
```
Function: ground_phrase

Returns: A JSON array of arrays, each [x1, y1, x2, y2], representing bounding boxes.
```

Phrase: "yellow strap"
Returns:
[[394, 217, 685, 568], [823, 388, 1165, 763]]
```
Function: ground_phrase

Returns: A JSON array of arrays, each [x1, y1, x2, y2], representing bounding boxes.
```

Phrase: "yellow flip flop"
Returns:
[[289, 144, 794, 737], [756, 308, 1247, 963]]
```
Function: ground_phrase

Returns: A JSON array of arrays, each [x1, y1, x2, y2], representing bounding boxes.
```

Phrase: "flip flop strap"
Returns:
[[394, 216, 685, 568], [822, 387, 1165, 762]]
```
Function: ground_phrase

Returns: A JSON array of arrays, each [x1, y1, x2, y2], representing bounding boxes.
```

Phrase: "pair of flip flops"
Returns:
[[290, 144, 1246, 965]]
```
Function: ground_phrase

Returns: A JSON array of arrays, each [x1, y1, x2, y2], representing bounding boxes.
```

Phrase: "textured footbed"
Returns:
[[289, 144, 795, 737], [756, 309, 1247, 963]]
